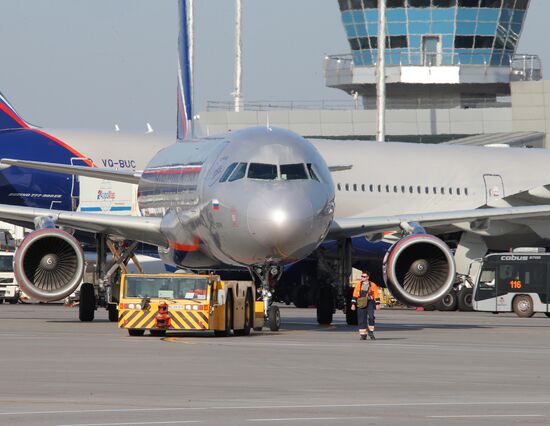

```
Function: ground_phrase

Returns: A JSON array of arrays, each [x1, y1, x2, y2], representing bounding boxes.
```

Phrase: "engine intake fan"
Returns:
[[15, 229, 84, 302], [383, 234, 456, 306]]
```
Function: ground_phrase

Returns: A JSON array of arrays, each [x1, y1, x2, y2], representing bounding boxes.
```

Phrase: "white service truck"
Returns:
[[0, 250, 18, 304]]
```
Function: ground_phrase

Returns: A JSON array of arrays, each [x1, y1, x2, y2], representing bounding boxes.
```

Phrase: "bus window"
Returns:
[[474, 265, 497, 303], [479, 269, 496, 289]]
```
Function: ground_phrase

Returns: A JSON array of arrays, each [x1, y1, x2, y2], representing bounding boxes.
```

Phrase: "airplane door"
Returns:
[[483, 174, 505, 206], [70, 157, 92, 211]]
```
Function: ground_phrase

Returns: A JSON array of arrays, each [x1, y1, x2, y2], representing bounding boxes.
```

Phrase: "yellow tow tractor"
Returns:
[[118, 273, 263, 336]]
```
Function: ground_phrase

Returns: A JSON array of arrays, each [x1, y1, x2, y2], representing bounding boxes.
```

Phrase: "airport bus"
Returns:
[[472, 250, 550, 318]]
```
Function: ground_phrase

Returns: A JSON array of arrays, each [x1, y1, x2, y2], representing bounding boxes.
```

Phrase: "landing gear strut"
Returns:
[[80, 235, 143, 322], [253, 265, 282, 331]]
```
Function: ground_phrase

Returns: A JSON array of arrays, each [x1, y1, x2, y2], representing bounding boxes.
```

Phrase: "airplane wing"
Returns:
[[0, 204, 166, 247], [328, 205, 550, 240], [1, 158, 141, 185]]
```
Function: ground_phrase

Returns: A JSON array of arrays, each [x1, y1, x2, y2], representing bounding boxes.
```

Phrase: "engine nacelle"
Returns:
[[15, 229, 85, 302], [383, 234, 456, 306]]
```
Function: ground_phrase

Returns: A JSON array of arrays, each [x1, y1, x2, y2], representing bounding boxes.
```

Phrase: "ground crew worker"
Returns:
[[351, 271, 381, 340]]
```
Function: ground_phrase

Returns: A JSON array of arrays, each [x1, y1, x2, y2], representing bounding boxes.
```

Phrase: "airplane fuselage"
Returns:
[[137, 127, 335, 269]]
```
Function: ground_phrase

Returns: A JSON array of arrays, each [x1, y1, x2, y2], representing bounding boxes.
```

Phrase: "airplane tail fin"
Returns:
[[0, 91, 29, 131], [177, 0, 193, 140]]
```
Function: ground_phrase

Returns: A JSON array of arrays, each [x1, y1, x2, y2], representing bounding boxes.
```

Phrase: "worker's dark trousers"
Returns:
[[357, 300, 375, 330]]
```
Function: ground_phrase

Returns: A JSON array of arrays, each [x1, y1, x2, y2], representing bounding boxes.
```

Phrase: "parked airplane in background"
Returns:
[[283, 139, 550, 321], [0, 90, 172, 213]]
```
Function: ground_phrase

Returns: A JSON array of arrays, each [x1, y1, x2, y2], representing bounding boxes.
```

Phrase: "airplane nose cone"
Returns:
[[247, 193, 314, 259]]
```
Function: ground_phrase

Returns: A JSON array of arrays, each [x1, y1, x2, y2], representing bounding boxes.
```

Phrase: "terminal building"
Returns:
[[199, 0, 550, 147]]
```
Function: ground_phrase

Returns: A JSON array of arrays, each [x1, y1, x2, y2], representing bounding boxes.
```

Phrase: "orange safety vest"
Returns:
[[352, 280, 380, 304]]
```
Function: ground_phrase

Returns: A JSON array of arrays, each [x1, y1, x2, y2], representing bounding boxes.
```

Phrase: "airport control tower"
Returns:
[[200, 0, 549, 146], [326, 0, 539, 109]]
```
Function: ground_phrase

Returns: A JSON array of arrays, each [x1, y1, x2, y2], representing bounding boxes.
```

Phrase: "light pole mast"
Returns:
[[187, 0, 195, 137], [233, 0, 243, 112], [376, 0, 386, 142]]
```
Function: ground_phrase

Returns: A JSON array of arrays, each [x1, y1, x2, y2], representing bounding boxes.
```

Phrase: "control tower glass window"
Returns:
[[338, 0, 530, 67]]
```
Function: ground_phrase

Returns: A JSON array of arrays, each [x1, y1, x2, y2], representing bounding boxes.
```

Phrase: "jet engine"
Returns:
[[14, 229, 85, 302], [383, 234, 455, 306]]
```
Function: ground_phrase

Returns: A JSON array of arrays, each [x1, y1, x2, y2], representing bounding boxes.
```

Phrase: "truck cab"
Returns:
[[0, 251, 18, 304], [118, 273, 263, 336]]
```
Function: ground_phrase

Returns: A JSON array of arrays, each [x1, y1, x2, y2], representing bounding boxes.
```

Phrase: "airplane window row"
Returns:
[[220, 162, 321, 182], [336, 183, 470, 196]]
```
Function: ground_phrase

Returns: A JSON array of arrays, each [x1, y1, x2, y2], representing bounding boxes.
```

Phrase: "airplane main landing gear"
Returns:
[[253, 265, 282, 332]]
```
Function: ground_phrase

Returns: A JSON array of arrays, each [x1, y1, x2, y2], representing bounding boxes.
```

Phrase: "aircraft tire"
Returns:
[[457, 287, 474, 312], [435, 289, 458, 311], [79, 283, 96, 322], [234, 290, 253, 336], [316, 286, 333, 325], [512, 295, 535, 318], [128, 329, 145, 336], [108, 304, 118, 322], [292, 285, 309, 308], [268, 305, 281, 331]]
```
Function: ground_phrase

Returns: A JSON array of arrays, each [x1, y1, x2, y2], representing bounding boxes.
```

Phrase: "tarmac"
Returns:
[[1, 304, 550, 426]]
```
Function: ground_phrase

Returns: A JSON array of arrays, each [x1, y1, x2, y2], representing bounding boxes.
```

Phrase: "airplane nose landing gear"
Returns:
[[253, 264, 282, 331]]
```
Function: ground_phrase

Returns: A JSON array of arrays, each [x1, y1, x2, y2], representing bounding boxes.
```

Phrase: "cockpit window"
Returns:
[[228, 162, 247, 182], [248, 163, 278, 180], [219, 162, 238, 182], [280, 164, 308, 180], [306, 164, 321, 182]]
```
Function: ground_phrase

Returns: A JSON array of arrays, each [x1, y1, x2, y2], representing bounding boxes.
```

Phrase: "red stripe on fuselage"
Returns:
[[168, 236, 200, 252], [32, 129, 96, 168], [0, 102, 95, 168], [0, 101, 29, 129]]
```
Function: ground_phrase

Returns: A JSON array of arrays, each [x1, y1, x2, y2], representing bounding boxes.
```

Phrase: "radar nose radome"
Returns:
[[246, 192, 315, 260]]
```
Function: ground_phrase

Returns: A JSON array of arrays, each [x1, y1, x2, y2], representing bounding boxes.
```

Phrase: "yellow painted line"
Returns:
[[161, 337, 197, 344]]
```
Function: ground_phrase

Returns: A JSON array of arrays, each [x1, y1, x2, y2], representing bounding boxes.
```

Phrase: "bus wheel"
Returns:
[[435, 290, 458, 311], [513, 295, 534, 318], [128, 329, 145, 336], [457, 288, 473, 312], [235, 290, 253, 336], [214, 293, 233, 337], [79, 283, 96, 322], [268, 305, 281, 331]]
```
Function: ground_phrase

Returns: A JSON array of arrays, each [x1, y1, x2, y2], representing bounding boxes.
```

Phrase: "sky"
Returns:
[[0, 0, 547, 133]]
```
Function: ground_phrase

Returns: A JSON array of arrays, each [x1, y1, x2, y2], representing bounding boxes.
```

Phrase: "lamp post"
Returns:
[[376, 0, 386, 142]]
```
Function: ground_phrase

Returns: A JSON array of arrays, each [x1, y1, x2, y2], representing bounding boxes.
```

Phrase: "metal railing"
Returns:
[[206, 100, 360, 111], [511, 54, 543, 81], [205, 97, 511, 112], [324, 50, 543, 75]]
